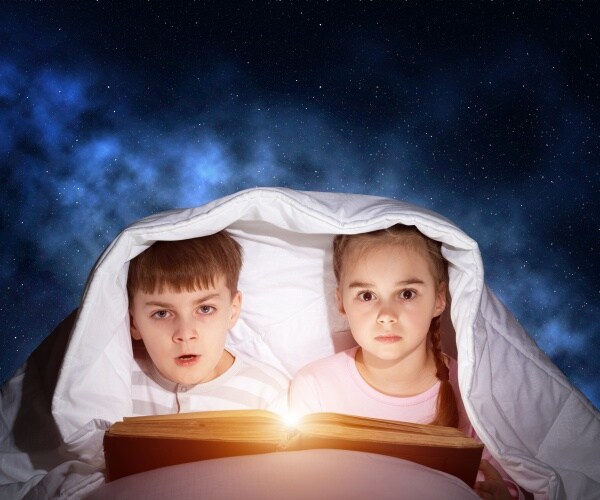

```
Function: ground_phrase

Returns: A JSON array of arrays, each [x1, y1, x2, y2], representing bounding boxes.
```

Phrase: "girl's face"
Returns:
[[336, 242, 446, 367]]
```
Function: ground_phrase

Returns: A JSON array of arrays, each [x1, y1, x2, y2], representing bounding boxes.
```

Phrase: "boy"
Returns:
[[127, 231, 288, 415]]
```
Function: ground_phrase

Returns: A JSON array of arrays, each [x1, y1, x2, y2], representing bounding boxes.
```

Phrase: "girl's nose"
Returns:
[[376, 302, 398, 324]]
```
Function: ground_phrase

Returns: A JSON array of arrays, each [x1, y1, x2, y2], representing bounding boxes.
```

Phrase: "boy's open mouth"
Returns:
[[177, 354, 198, 361]]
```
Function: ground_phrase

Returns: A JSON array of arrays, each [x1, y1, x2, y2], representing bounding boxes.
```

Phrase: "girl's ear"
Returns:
[[336, 288, 346, 315], [130, 312, 142, 340], [434, 282, 447, 317]]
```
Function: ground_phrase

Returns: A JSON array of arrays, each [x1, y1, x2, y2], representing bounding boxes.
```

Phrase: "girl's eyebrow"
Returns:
[[348, 281, 374, 288], [348, 278, 425, 288]]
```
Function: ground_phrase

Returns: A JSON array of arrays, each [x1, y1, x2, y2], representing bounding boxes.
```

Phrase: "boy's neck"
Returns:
[[354, 348, 438, 398], [217, 349, 235, 377]]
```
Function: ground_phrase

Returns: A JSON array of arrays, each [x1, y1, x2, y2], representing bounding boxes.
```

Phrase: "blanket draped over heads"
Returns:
[[1, 187, 598, 499]]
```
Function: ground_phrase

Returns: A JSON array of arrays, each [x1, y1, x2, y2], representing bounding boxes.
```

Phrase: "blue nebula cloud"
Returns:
[[1, 7, 598, 411]]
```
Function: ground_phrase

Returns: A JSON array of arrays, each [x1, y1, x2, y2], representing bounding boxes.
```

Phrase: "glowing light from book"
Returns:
[[282, 411, 300, 427]]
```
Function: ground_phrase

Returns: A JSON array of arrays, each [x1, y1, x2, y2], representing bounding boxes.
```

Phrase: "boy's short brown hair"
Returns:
[[127, 231, 242, 301]]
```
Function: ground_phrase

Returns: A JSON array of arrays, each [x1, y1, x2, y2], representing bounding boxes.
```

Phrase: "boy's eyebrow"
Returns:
[[143, 300, 173, 308], [142, 292, 223, 308], [347, 279, 425, 288], [191, 292, 221, 304]]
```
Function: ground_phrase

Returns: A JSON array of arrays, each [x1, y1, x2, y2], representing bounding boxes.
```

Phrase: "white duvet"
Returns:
[[1, 187, 598, 499]]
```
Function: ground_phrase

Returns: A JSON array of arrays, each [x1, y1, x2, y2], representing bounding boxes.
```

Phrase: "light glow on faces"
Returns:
[[129, 276, 241, 386]]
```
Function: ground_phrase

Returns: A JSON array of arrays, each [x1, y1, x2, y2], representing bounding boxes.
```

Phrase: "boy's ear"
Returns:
[[433, 282, 447, 317], [228, 291, 242, 328], [129, 312, 143, 340], [336, 288, 346, 316]]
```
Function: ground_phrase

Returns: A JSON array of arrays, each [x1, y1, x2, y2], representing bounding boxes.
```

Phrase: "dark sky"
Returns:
[[1, 2, 598, 409]]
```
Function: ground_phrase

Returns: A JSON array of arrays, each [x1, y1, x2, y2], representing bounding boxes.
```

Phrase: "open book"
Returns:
[[104, 409, 484, 486]]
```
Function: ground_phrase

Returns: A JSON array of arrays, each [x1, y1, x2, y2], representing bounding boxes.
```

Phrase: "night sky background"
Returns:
[[1, 2, 598, 410]]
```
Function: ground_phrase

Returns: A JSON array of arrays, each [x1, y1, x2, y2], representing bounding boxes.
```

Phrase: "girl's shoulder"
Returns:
[[294, 346, 358, 379]]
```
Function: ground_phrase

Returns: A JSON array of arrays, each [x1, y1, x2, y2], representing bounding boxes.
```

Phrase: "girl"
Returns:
[[289, 225, 522, 500]]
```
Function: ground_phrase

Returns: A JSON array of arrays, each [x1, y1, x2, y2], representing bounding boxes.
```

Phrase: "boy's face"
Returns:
[[336, 243, 446, 368], [129, 275, 241, 386]]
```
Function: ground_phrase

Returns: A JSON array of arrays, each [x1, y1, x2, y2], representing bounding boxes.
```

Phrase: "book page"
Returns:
[[122, 409, 278, 423], [109, 409, 288, 443], [299, 412, 475, 441], [297, 421, 481, 447]]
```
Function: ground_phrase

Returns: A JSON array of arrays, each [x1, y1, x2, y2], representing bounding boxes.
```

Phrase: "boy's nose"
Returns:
[[173, 320, 199, 342]]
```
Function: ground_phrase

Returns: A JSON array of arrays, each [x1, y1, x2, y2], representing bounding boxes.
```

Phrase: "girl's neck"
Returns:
[[354, 347, 438, 397]]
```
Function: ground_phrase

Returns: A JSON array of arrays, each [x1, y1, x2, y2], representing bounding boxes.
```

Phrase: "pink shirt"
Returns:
[[290, 346, 523, 499], [290, 346, 441, 422]]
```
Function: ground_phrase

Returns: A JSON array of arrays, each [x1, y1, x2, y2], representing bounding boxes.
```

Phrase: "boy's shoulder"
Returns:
[[228, 351, 290, 387]]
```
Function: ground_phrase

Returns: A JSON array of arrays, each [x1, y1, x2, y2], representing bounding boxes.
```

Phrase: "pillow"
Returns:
[[86, 449, 479, 500]]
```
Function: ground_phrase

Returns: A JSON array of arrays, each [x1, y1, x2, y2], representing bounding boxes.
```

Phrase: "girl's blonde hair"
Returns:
[[333, 225, 459, 428]]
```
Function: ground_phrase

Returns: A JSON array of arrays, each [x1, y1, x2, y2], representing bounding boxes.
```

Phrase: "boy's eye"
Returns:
[[400, 289, 417, 300], [198, 305, 215, 314], [152, 310, 170, 319], [357, 291, 376, 302]]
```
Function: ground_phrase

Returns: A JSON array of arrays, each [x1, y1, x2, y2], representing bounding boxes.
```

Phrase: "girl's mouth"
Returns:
[[375, 335, 401, 344]]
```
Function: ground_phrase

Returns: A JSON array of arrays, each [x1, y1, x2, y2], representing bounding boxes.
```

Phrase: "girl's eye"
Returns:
[[358, 291, 376, 302], [198, 305, 215, 315], [400, 289, 417, 300]]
